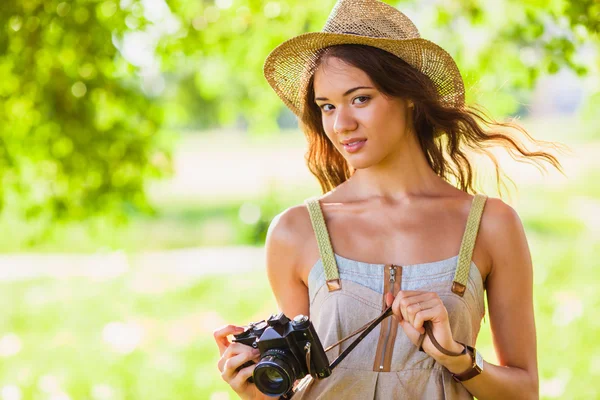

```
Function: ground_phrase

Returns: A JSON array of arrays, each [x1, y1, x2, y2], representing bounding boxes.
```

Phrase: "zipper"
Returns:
[[372, 264, 401, 372], [378, 265, 397, 370]]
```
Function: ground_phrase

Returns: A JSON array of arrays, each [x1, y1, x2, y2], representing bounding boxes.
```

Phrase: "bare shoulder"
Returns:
[[479, 196, 530, 275], [266, 203, 314, 259], [480, 196, 524, 238]]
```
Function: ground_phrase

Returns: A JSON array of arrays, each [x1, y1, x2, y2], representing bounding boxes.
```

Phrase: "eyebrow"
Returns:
[[314, 86, 374, 102]]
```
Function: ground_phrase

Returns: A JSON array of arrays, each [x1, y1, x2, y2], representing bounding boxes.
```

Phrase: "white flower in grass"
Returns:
[[1, 385, 22, 400], [102, 321, 144, 354]]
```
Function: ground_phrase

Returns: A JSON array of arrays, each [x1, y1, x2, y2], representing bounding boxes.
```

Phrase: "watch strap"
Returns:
[[451, 343, 483, 382]]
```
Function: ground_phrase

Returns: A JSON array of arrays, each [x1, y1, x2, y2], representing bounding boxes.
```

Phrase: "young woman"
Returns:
[[214, 0, 562, 398]]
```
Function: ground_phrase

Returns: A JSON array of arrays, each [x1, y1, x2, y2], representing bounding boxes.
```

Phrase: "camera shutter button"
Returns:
[[292, 315, 309, 328]]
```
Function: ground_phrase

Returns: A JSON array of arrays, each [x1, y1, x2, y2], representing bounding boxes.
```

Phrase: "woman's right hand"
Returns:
[[214, 324, 265, 400]]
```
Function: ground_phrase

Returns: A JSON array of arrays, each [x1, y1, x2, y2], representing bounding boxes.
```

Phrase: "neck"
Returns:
[[348, 131, 447, 202]]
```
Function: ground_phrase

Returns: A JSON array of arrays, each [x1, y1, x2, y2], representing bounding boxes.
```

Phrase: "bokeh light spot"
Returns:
[[215, 0, 233, 10], [0, 333, 22, 357], [1, 385, 22, 400], [204, 6, 220, 23], [239, 202, 261, 225], [71, 81, 87, 98], [264, 2, 281, 19], [57, 2, 71, 17], [9, 16, 23, 31]]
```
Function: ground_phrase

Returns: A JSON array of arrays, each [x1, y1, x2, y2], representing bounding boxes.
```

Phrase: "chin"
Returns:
[[346, 148, 395, 170], [346, 156, 377, 170]]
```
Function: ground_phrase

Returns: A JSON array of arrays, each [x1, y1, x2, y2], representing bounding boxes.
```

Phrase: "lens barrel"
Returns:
[[253, 350, 301, 396]]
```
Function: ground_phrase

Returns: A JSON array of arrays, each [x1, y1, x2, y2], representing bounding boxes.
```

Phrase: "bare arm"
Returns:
[[215, 205, 312, 400], [265, 205, 311, 320], [442, 198, 539, 399]]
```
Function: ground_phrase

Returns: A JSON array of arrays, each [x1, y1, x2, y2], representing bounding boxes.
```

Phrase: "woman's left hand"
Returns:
[[385, 290, 465, 363]]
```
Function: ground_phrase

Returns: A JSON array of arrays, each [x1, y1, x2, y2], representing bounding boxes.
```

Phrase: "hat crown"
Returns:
[[322, 0, 420, 40]]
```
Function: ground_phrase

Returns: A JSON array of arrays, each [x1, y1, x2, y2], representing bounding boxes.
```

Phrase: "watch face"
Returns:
[[475, 350, 484, 371]]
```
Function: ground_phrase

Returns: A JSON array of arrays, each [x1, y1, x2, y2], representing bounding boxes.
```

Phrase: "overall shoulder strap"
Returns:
[[304, 197, 341, 292], [452, 194, 488, 296]]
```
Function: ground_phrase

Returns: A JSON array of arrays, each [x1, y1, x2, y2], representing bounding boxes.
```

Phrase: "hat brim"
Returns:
[[263, 32, 465, 116]]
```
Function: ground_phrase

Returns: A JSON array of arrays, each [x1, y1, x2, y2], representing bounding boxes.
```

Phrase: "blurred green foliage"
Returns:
[[1, 0, 173, 231], [159, 0, 600, 126], [1, 0, 598, 233]]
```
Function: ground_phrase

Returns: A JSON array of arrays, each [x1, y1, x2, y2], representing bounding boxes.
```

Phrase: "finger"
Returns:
[[222, 348, 261, 382], [412, 306, 440, 333], [385, 292, 395, 307], [214, 324, 246, 355], [395, 290, 427, 299], [218, 342, 255, 372], [406, 298, 439, 329], [413, 302, 447, 332], [391, 295, 404, 322], [399, 318, 422, 345], [394, 293, 432, 324], [230, 362, 258, 392], [222, 350, 259, 382]]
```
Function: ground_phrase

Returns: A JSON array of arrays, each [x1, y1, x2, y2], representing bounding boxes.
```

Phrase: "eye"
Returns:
[[354, 96, 370, 104], [318, 96, 370, 112]]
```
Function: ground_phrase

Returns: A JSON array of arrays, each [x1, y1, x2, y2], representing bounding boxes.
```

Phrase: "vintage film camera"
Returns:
[[233, 312, 331, 397], [233, 307, 392, 398]]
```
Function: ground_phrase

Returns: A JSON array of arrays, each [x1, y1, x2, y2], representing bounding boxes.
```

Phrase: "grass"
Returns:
[[0, 269, 276, 400]]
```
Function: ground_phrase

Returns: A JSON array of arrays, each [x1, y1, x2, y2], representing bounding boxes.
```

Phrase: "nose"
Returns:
[[333, 106, 358, 135]]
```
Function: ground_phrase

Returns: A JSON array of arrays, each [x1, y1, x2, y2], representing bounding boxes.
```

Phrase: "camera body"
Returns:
[[233, 312, 331, 397]]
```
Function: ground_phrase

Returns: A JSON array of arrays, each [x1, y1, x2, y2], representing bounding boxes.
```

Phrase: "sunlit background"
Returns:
[[0, 0, 598, 399]]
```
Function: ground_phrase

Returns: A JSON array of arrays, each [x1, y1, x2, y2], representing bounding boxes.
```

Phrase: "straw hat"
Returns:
[[263, 0, 465, 117]]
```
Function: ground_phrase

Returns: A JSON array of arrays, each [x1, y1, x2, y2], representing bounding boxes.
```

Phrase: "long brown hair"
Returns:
[[300, 44, 567, 196]]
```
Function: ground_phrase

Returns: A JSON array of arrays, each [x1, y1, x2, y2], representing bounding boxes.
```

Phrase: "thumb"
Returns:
[[385, 292, 395, 307]]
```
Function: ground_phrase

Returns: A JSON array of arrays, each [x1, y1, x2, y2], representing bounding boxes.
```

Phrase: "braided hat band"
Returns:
[[263, 0, 466, 117]]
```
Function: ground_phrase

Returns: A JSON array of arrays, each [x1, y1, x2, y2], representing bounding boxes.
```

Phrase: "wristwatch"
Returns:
[[451, 343, 484, 382]]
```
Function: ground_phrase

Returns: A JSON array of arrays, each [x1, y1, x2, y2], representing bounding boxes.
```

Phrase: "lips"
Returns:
[[341, 139, 367, 153], [340, 138, 367, 145]]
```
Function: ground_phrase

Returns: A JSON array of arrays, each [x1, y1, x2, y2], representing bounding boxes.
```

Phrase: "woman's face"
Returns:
[[313, 56, 414, 170]]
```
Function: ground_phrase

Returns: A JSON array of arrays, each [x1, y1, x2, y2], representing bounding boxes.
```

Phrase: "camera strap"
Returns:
[[284, 305, 466, 399], [416, 322, 464, 357], [325, 305, 464, 371], [327, 306, 394, 370]]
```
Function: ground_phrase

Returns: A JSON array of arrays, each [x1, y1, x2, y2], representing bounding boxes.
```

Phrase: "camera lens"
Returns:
[[264, 368, 284, 384], [253, 350, 300, 396]]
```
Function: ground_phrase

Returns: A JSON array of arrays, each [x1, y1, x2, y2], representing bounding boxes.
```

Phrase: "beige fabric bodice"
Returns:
[[292, 194, 488, 399]]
